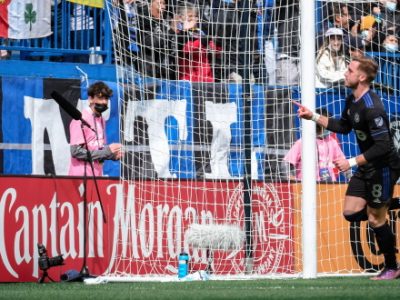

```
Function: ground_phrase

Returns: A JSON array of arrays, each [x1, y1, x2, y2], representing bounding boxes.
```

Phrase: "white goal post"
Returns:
[[300, 0, 317, 279]]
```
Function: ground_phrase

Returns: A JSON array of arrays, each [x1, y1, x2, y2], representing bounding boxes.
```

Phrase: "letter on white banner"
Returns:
[[124, 100, 188, 178], [24, 97, 70, 175], [204, 101, 237, 179]]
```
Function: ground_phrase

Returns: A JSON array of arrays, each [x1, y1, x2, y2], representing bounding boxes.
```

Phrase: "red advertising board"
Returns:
[[0, 176, 293, 282]]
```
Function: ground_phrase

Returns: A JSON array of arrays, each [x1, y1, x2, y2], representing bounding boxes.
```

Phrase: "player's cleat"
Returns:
[[370, 268, 400, 280]]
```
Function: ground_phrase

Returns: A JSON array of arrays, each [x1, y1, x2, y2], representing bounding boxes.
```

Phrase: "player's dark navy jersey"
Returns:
[[327, 90, 400, 173]]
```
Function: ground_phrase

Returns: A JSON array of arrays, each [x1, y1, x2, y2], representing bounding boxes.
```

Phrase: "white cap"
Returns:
[[325, 27, 344, 37]]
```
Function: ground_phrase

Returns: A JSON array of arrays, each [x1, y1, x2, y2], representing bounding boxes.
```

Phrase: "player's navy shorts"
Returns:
[[346, 167, 400, 208]]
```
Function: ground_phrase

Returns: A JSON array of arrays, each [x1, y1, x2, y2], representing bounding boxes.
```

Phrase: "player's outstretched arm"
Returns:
[[292, 100, 329, 128]]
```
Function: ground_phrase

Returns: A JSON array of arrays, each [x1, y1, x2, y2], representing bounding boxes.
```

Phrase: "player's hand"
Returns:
[[291, 100, 313, 120], [333, 157, 350, 172], [109, 143, 124, 160]]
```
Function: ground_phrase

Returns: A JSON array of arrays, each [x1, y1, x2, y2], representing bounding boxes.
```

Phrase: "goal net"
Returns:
[[101, 0, 400, 281]]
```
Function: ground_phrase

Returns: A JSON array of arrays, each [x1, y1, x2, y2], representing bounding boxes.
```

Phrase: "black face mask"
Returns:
[[94, 103, 108, 114]]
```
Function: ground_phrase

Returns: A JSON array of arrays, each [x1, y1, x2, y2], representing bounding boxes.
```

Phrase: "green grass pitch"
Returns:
[[1, 277, 400, 300]]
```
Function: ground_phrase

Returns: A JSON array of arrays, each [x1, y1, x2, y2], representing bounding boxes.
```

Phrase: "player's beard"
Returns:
[[344, 78, 357, 89]]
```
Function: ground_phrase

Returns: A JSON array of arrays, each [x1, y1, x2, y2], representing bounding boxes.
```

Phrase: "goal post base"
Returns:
[[244, 257, 254, 275]]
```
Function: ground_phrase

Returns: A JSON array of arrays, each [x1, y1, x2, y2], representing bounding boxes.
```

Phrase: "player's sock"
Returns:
[[372, 222, 397, 270]]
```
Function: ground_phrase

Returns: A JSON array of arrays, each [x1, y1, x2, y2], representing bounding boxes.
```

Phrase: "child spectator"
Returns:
[[171, 3, 217, 82], [283, 108, 346, 182], [316, 27, 347, 89]]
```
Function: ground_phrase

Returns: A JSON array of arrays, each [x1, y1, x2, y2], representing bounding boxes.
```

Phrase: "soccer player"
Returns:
[[294, 56, 400, 280]]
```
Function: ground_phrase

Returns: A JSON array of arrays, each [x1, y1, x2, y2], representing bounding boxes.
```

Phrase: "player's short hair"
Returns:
[[352, 56, 378, 83], [88, 81, 113, 99]]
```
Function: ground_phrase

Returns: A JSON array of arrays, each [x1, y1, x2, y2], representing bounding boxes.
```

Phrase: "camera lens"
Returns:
[[48, 255, 64, 268]]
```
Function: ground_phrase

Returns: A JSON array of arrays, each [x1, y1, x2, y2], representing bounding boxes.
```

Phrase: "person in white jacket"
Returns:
[[316, 27, 348, 88]]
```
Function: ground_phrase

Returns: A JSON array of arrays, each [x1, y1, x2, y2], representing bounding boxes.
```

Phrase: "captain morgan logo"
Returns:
[[226, 183, 291, 274]]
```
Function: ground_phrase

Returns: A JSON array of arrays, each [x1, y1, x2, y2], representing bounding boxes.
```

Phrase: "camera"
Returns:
[[37, 243, 64, 271]]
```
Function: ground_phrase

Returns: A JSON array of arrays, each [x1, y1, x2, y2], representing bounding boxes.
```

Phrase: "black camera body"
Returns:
[[37, 244, 64, 271]]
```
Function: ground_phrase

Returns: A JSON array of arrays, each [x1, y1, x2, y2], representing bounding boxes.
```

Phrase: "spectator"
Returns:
[[329, 2, 352, 31], [347, 36, 365, 59], [275, 0, 299, 58], [316, 27, 347, 89], [357, 15, 380, 51], [258, 0, 276, 85], [283, 108, 346, 182], [171, 3, 216, 82], [136, 0, 178, 79], [274, 53, 299, 86], [274, 0, 300, 86], [64, 4, 97, 63], [372, 0, 400, 36], [382, 32, 399, 52], [347, 1, 375, 24], [324, 2, 362, 52], [206, 0, 242, 83]]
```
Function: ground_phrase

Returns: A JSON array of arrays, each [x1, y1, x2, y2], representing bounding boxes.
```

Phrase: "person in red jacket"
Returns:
[[170, 2, 217, 82]]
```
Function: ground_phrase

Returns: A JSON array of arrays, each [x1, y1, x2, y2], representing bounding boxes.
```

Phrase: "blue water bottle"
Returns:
[[178, 252, 189, 278]]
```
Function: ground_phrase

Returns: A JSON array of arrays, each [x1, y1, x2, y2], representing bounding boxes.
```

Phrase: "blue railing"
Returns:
[[368, 52, 400, 94], [0, 1, 113, 64]]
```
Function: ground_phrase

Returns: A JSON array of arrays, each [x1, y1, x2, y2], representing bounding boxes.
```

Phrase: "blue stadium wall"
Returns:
[[0, 60, 120, 176], [0, 60, 399, 179]]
